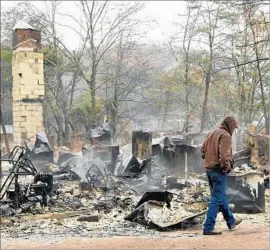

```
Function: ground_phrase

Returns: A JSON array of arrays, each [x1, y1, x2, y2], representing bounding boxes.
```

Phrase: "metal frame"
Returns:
[[0, 146, 37, 204]]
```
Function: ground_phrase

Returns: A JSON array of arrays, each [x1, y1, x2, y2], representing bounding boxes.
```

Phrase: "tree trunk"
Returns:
[[89, 65, 97, 125], [63, 103, 70, 146], [184, 57, 190, 131], [63, 72, 78, 146], [57, 117, 64, 146], [248, 7, 269, 134], [111, 79, 118, 142], [0, 109, 10, 154], [252, 40, 269, 134], [161, 111, 167, 130], [201, 71, 210, 132], [69, 72, 77, 111]]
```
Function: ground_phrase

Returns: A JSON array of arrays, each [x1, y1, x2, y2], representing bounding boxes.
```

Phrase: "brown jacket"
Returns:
[[201, 116, 238, 173]]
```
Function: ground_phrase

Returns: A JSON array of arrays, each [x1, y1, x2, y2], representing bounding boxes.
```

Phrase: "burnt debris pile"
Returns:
[[0, 130, 268, 234]]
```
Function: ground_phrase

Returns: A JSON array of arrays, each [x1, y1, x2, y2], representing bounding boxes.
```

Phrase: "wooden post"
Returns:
[[132, 131, 152, 159], [184, 150, 188, 180], [0, 109, 10, 154]]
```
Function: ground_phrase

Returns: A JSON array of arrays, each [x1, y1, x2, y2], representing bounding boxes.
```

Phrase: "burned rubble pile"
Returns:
[[0, 130, 269, 238]]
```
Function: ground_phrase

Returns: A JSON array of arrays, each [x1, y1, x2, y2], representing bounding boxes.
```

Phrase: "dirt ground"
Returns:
[[1, 223, 269, 249]]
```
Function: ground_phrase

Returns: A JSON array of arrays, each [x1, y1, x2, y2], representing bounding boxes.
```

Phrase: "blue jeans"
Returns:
[[203, 170, 235, 232]]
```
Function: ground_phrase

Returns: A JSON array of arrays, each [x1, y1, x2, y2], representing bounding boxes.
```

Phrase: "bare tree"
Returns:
[[102, 36, 154, 140], [246, 6, 269, 134], [168, 0, 203, 132], [196, 2, 227, 131], [60, 0, 146, 124], [216, 1, 269, 133]]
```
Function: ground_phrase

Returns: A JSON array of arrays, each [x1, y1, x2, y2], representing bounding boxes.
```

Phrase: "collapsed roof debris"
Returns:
[[24, 132, 54, 172], [90, 121, 113, 145], [125, 201, 207, 230]]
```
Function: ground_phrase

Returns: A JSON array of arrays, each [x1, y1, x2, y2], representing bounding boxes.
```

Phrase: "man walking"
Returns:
[[201, 116, 242, 235]]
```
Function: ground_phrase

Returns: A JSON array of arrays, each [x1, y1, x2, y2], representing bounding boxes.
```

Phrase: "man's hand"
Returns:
[[226, 168, 232, 174], [223, 160, 234, 174], [222, 165, 232, 174], [219, 134, 232, 174], [231, 159, 234, 169]]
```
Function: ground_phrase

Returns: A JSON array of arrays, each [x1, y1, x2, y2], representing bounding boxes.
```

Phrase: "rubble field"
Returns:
[[1, 131, 269, 249], [1, 188, 268, 237]]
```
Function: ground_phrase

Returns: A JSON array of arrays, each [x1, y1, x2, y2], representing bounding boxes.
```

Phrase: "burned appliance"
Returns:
[[227, 172, 265, 213]]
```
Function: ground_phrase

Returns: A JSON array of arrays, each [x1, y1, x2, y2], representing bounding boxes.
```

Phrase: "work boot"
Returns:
[[229, 216, 242, 229], [203, 229, 222, 235]]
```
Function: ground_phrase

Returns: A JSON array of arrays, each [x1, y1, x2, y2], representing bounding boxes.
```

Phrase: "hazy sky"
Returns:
[[2, 1, 187, 49]]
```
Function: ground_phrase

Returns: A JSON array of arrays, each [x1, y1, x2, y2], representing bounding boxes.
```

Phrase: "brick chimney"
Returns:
[[12, 21, 45, 145]]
